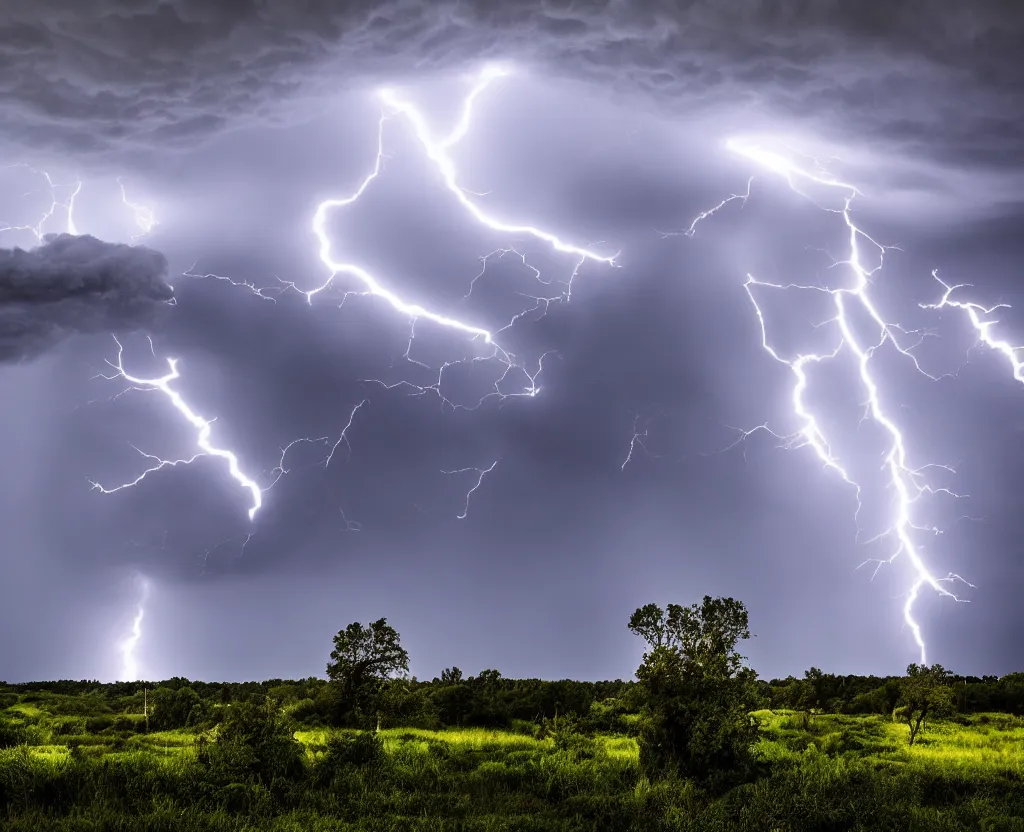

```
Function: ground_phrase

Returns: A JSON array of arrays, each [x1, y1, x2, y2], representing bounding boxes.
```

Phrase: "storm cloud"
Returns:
[[0, 233, 173, 362], [2, 1, 1023, 683], [3, 0, 1024, 221]]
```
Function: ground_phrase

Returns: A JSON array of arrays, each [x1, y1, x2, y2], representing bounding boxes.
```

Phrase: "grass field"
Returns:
[[2, 691, 1023, 830]]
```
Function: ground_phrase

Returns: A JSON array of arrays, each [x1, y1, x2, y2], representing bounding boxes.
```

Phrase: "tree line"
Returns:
[[4, 596, 1019, 788]]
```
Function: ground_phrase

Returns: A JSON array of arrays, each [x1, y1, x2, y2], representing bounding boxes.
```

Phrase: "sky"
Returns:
[[1, 0, 1024, 685]]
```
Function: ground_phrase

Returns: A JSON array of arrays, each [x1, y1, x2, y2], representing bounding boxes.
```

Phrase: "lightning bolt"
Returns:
[[198, 64, 616, 516], [1, 164, 80, 241], [2, 166, 158, 244], [303, 66, 616, 510], [443, 460, 500, 520], [621, 409, 666, 470], [299, 67, 614, 396], [120, 576, 149, 682], [922, 271, 1024, 383], [117, 177, 158, 240], [89, 336, 264, 520], [687, 137, 979, 665]]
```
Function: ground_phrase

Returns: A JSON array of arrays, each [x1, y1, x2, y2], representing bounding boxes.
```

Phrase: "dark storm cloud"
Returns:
[[0, 233, 173, 362], [3, 1, 1023, 194]]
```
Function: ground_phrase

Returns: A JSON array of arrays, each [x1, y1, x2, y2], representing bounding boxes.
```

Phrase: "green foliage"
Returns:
[[197, 699, 305, 788], [896, 663, 957, 745], [310, 730, 387, 790], [150, 685, 202, 730], [1, 692, 1024, 830], [0, 720, 26, 748], [325, 618, 409, 728], [629, 596, 762, 789], [3, 617, 1024, 829]]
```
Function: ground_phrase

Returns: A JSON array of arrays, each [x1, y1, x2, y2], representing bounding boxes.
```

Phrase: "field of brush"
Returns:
[[2, 690, 1023, 831]]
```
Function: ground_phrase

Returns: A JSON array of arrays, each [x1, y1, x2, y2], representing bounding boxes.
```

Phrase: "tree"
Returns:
[[326, 618, 409, 728], [628, 596, 761, 788], [895, 663, 955, 746], [150, 685, 201, 730]]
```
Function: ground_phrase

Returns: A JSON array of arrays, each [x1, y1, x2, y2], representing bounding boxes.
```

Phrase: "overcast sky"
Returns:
[[1, 1, 1023, 685]]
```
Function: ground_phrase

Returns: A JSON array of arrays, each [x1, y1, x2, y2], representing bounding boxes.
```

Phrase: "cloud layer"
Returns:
[[0, 233, 173, 362], [3, 1, 1022, 188]]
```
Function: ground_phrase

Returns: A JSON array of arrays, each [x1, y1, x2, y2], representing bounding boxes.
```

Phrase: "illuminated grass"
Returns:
[[4, 703, 43, 720], [600, 735, 639, 760], [296, 726, 554, 754], [133, 729, 197, 748]]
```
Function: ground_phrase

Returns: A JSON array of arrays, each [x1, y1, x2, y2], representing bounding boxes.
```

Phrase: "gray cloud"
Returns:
[[3, 1, 1022, 194], [0, 233, 173, 362]]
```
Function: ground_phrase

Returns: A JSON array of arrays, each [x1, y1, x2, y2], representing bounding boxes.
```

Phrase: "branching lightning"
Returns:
[[621, 409, 667, 470], [686, 137, 985, 664], [117, 177, 158, 240], [922, 272, 1024, 384], [298, 65, 616, 408], [8, 61, 1021, 676], [197, 64, 617, 515], [443, 460, 500, 520], [89, 336, 264, 520], [1, 164, 80, 241]]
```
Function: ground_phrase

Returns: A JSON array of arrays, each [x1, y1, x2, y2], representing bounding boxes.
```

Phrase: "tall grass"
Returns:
[[2, 697, 1023, 830]]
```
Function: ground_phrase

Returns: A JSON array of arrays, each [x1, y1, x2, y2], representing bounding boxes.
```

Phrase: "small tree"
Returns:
[[895, 663, 955, 746], [629, 596, 761, 788], [326, 618, 409, 728]]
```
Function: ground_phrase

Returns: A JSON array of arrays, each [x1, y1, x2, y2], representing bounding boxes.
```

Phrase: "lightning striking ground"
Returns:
[[686, 137, 979, 665], [120, 577, 149, 682]]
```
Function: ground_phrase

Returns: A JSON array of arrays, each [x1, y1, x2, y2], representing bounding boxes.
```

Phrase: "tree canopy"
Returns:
[[326, 618, 409, 728], [327, 618, 409, 688], [629, 596, 762, 788]]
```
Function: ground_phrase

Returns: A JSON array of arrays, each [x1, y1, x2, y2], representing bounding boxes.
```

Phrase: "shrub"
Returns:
[[198, 700, 305, 788], [0, 722, 26, 748], [312, 731, 386, 788]]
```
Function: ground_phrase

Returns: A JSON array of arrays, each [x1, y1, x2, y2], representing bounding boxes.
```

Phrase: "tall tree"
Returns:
[[629, 596, 762, 788], [326, 618, 409, 728]]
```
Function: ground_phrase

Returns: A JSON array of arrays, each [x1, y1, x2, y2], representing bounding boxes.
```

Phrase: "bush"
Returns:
[[322, 731, 385, 767], [312, 731, 386, 788], [284, 698, 322, 725], [198, 700, 305, 788], [50, 717, 86, 736], [112, 715, 146, 734], [0, 722, 26, 748], [85, 715, 115, 733]]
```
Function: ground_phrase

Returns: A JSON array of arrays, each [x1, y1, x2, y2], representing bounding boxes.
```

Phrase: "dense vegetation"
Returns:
[[2, 599, 1022, 830]]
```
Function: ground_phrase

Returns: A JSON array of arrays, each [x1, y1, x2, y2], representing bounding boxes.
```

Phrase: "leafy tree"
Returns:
[[433, 679, 474, 727], [895, 663, 955, 745], [628, 596, 762, 788], [326, 618, 409, 728], [440, 666, 463, 685], [150, 685, 201, 730], [378, 677, 438, 729], [628, 603, 671, 649]]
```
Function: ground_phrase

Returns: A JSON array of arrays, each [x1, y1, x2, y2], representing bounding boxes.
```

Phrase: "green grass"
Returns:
[[2, 695, 1023, 831]]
